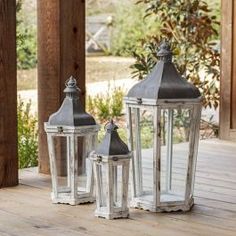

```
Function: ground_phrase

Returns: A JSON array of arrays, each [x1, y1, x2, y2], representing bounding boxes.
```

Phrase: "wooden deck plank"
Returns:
[[0, 139, 235, 236], [0, 187, 235, 236]]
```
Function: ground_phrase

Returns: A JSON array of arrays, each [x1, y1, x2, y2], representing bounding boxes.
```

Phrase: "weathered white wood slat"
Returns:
[[133, 108, 143, 196], [166, 108, 174, 191], [153, 107, 161, 207], [122, 161, 130, 212], [185, 104, 201, 200], [126, 106, 136, 198], [107, 163, 113, 214]]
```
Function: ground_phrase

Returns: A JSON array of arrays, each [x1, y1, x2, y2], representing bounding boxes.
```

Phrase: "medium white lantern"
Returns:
[[124, 42, 202, 212], [45, 76, 99, 205], [90, 120, 131, 219]]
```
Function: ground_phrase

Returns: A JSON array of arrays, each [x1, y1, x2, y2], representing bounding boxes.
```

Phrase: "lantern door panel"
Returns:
[[94, 160, 129, 218], [94, 162, 109, 209], [160, 108, 191, 204], [78, 135, 94, 194], [129, 107, 155, 202], [47, 133, 95, 205], [49, 136, 70, 194]]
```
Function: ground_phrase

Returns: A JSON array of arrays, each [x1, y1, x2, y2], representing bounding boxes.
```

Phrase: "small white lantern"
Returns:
[[90, 120, 131, 219], [45, 76, 99, 205], [124, 42, 202, 212]]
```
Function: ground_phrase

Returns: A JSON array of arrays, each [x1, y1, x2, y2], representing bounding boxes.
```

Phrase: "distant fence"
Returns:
[[86, 14, 113, 55]]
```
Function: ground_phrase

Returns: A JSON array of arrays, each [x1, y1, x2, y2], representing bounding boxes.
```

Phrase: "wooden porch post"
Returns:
[[38, 0, 86, 174], [0, 0, 18, 187], [220, 0, 236, 141]]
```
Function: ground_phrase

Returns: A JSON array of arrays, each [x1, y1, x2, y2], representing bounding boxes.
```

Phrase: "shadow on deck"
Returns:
[[0, 139, 235, 236]]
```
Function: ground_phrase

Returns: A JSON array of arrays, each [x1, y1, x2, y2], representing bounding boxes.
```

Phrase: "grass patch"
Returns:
[[17, 57, 134, 91], [17, 68, 37, 91]]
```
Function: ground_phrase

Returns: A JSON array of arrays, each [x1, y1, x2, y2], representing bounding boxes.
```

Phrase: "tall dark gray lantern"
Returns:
[[45, 76, 99, 205], [124, 42, 202, 212], [90, 120, 131, 219]]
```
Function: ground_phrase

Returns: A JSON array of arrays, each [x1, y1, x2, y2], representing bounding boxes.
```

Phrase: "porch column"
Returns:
[[0, 0, 18, 187], [220, 0, 236, 141], [38, 0, 86, 174]]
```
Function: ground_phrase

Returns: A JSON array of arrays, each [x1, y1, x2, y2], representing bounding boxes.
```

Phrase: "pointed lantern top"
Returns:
[[157, 41, 172, 62], [48, 76, 96, 126], [63, 76, 80, 95], [96, 120, 129, 156], [126, 41, 201, 102]]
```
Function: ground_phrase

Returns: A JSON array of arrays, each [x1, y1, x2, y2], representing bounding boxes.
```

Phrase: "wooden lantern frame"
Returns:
[[45, 124, 99, 205], [125, 98, 202, 212], [90, 152, 131, 219]]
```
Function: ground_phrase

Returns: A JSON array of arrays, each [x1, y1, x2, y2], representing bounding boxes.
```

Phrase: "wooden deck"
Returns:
[[0, 139, 235, 236]]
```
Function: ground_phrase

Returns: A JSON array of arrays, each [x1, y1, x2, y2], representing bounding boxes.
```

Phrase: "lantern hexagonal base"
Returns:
[[51, 192, 95, 206], [95, 209, 129, 220], [130, 197, 194, 212]]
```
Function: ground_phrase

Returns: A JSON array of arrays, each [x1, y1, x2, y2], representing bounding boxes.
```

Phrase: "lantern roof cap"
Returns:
[[157, 41, 172, 60], [96, 120, 129, 156], [48, 76, 96, 126], [126, 41, 201, 101], [63, 76, 80, 93]]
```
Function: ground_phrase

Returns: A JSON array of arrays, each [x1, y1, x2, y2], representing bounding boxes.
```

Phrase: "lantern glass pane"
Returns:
[[77, 136, 93, 192], [113, 165, 123, 208], [131, 107, 154, 201], [95, 163, 108, 208], [53, 136, 71, 192], [96, 164, 124, 209], [160, 108, 191, 202]]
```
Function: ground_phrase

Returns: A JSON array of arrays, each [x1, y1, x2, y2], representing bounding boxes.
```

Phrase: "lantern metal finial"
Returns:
[[105, 119, 118, 132], [157, 41, 172, 62], [64, 76, 81, 96]]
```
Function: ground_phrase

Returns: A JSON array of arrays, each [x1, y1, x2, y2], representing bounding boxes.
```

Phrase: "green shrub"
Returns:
[[111, 1, 160, 56], [111, 88, 124, 118], [87, 87, 125, 122], [18, 97, 38, 168], [140, 125, 154, 149], [93, 93, 111, 121], [131, 0, 220, 109], [17, 0, 37, 70]]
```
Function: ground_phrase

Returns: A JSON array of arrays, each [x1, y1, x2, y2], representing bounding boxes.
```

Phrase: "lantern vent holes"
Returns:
[[57, 126, 63, 133]]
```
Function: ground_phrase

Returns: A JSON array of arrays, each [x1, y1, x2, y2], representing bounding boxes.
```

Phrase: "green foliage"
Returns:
[[172, 110, 191, 143], [131, 0, 220, 109], [18, 97, 38, 168], [87, 87, 125, 122], [140, 119, 154, 149], [111, 1, 160, 56], [200, 115, 219, 138], [205, 0, 221, 23], [87, 87, 128, 145], [17, 0, 37, 70], [111, 88, 124, 117]]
